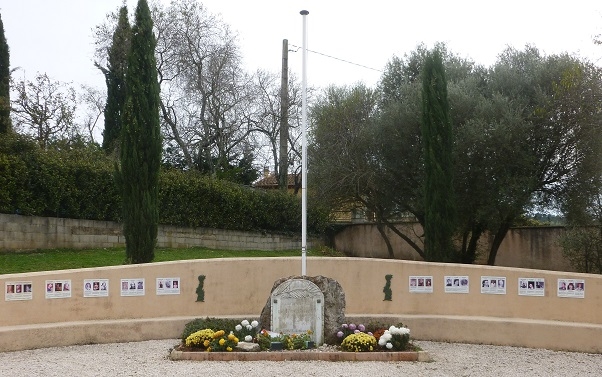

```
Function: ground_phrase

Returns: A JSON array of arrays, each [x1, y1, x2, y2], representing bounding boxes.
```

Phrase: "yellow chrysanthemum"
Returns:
[[226, 346, 232, 352], [341, 332, 377, 352], [219, 338, 226, 346], [213, 330, 225, 338], [185, 329, 214, 348]]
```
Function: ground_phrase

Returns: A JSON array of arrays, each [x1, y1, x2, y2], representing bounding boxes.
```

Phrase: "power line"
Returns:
[[289, 44, 383, 73]]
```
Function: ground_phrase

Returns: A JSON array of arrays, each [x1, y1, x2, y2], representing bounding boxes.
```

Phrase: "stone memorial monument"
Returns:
[[271, 278, 324, 344], [259, 275, 345, 345]]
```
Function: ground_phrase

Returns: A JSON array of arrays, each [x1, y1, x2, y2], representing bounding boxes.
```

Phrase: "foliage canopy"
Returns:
[[310, 44, 602, 264]]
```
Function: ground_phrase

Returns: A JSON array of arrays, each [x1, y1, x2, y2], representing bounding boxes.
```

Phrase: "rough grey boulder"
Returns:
[[235, 342, 261, 352], [259, 275, 345, 345]]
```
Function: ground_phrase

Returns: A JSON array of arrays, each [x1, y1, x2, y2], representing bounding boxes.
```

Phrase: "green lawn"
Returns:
[[0, 246, 344, 275]]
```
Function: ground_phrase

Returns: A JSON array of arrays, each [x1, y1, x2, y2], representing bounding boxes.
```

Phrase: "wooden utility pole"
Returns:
[[278, 39, 289, 191]]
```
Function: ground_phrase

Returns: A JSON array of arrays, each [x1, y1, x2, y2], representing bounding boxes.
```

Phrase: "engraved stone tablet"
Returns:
[[271, 278, 324, 344]]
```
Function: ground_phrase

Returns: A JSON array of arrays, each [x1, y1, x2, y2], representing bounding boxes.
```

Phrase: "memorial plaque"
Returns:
[[271, 279, 324, 344]]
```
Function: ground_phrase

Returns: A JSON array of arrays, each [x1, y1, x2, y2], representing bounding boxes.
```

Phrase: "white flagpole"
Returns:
[[300, 10, 309, 276]]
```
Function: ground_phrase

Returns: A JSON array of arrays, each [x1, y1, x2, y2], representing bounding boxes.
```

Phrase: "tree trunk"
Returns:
[[458, 224, 484, 264], [381, 220, 426, 260], [376, 222, 395, 259], [487, 220, 511, 265]]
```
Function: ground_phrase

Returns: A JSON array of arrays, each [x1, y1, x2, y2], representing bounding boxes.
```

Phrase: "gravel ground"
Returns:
[[1, 339, 601, 377]]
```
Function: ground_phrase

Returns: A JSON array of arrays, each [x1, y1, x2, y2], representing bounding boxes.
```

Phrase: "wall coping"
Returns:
[[2, 314, 601, 353]]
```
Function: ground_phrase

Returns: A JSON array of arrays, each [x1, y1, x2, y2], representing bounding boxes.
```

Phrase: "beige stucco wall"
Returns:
[[332, 223, 573, 272], [492, 227, 569, 270], [332, 222, 425, 261], [2, 258, 601, 353]]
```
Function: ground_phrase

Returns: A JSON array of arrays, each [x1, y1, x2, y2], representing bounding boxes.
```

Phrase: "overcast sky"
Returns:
[[2, 0, 602, 92]]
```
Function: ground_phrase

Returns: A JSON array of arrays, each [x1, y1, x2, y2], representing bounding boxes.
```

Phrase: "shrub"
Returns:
[[180, 317, 240, 343], [184, 329, 214, 349], [0, 135, 329, 235], [0, 134, 120, 219], [559, 226, 602, 274], [371, 328, 386, 342], [363, 320, 390, 342], [279, 330, 313, 350], [255, 330, 272, 351], [232, 319, 260, 342], [377, 325, 411, 351], [208, 330, 239, 352], [159, 169, 328, 234], [335, 323, 367, 345], [334, 321, 413, 351], [254, 329, 314, 350], [340, 332, 377, 352]]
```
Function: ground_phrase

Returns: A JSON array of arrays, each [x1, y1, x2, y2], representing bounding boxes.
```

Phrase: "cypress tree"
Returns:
[[119, 0, 161, 264], [102, 6, 131, 154], [421, 49, 456, 262], [0, 14, 11, 134]]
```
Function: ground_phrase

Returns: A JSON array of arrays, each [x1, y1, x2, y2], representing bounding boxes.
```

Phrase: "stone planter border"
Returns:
[[169, 349, 431, 362]]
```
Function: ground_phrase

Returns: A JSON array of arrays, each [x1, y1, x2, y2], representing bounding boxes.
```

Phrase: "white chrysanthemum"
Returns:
[[251, 320, 259, 328], [380, 332, 392, 342], [244, 335, 252, 342], [389, 326, 410, 335], [386, 342, 393, 349], [246, 325, 253, 331], [241, 320, 250, 327], [378, 337, 387, 346], [235, 324, 242, 331]]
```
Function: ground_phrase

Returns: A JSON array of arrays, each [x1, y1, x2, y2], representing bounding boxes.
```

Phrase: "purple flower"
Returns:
[[368, 332, 373, 336], [354, 329, 360, 334], [358, 324, 365, 332], [349, 324, 357, 331], [341, 324, 348, 329], [337, 331, 344, 338]]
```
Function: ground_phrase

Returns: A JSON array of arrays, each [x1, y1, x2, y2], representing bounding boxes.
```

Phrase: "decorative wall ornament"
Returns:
[[196, 275, 205, 302], [383, 274, 393, 301]]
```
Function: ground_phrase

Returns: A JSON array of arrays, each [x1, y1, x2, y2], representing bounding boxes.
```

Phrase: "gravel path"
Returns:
[[1, 339, 601, 377]]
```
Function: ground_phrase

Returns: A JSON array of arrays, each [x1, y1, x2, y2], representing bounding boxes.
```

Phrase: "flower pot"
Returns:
[[270, 342, 283, 351]]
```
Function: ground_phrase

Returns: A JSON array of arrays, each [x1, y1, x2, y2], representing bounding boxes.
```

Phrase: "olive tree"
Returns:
[[311, 44, 602, 265]]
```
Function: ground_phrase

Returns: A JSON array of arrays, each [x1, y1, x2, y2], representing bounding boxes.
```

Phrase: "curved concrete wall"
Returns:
[[1, 258, 601, 352]]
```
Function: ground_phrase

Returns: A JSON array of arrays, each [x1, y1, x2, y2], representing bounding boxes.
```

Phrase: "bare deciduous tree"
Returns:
[[11, 73, 77, 148], [153, 0, 257, 177], [93, 0, 309, 184], [78, 84, 106, 142], [251, 69, 306, 191]]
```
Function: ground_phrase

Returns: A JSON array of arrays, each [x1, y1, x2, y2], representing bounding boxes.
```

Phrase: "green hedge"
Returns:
[[0, 134, 328, 234], [0, 134, 120, 220]]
